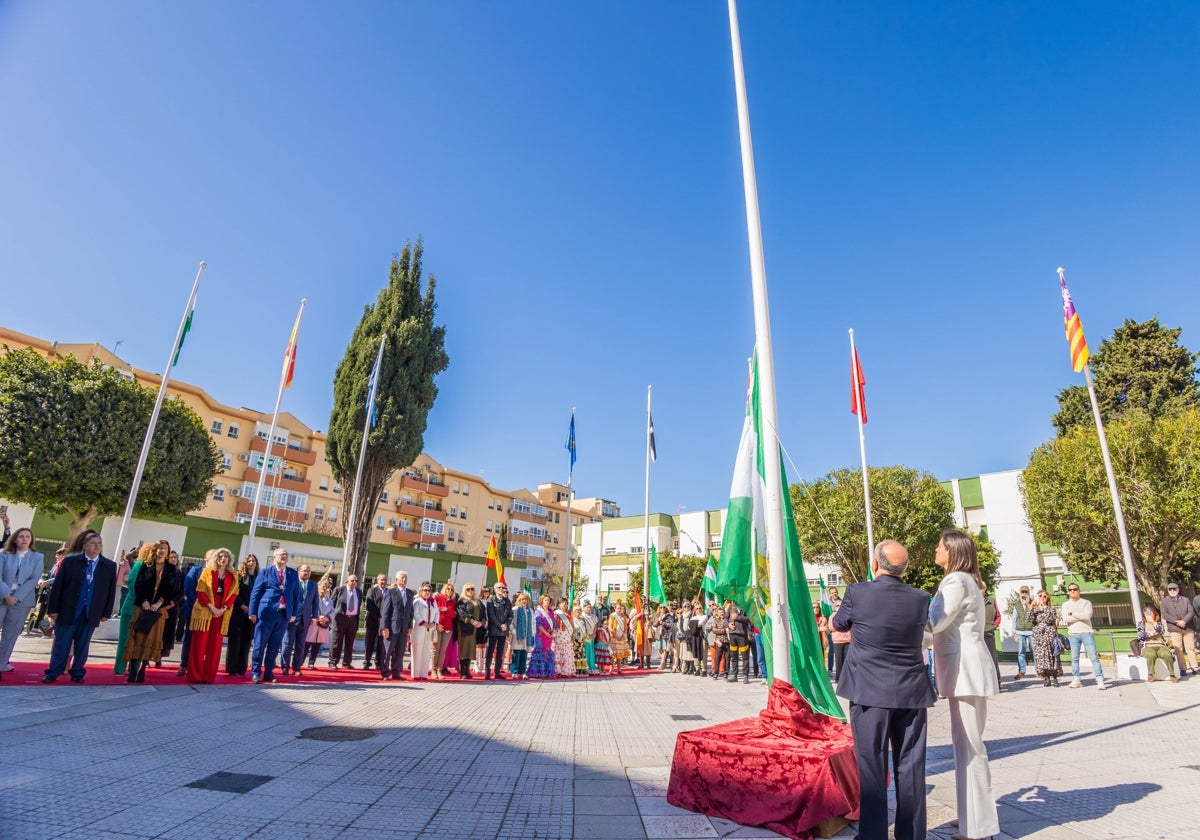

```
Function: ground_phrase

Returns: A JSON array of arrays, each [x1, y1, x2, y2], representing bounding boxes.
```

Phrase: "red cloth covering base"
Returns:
[[667, 680, 860, 840]]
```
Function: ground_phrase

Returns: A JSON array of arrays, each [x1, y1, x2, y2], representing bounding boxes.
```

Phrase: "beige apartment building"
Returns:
[[0, 327, 619, 587]]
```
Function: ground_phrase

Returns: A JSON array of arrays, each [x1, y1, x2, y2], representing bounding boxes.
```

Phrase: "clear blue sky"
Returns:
[[2, 2, 1198, 515]]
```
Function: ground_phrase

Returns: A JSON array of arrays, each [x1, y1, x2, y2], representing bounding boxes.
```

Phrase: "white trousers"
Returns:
[[410, 626, 435, 678], [948, 696, 1000, 838]]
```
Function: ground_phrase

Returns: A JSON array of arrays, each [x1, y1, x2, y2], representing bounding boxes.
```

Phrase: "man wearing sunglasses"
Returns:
[[1061, 584, 1108, 690]]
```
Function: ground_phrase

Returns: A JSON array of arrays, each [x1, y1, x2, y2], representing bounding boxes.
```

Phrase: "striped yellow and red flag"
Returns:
[[1058, 268, 1089, 373], [485, 535, 506, 587], [282, 305, 303, 388]]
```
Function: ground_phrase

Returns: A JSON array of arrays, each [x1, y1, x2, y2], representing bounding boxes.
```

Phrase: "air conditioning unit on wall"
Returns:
[[238, 453, 250, 461], [230, 488, 241, 497]]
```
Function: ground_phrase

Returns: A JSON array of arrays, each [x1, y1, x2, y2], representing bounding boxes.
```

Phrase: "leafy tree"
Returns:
[[0, 347, 220, 545], [1022, 408, 1200, 602], [790, 466, 956, 588], [326, 241, 449, 581], [628, 551, 707, 604], [1052, 318, 1199, 436]]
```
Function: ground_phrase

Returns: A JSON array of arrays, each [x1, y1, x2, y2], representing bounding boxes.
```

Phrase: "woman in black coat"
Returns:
[[224, 554, 259, 676]]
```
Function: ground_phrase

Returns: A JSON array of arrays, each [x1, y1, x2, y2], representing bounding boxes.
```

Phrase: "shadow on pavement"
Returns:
[[998, 783, 1162, 838]]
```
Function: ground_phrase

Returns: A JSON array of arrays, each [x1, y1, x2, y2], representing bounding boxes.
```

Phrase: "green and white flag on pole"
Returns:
[[818, 575, 834, 619], [715, 354, 843, 720], [171, 304, 195, 367], [701, 554, 718, 599], [648, 544, 667, 604]]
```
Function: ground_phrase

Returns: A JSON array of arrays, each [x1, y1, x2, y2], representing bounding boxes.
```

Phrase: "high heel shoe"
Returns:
[[136, 663, 147, 683], [127, 660, 140, 684]]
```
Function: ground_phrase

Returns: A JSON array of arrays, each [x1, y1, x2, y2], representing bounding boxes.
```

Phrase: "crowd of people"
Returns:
[[0, 516, 775, 685]]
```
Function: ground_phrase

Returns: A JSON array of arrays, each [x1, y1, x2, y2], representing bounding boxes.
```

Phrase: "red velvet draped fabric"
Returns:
[[667, 680, 860, 840]]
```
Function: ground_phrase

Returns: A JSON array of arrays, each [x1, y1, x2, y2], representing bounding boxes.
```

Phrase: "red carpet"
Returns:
[[3, 660, 662, 687]]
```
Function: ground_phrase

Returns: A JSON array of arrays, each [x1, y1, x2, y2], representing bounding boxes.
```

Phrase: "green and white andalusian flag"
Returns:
[[818, 575, 834, 619], [715, 354, 844, 720], [701, 554, 718, 600]]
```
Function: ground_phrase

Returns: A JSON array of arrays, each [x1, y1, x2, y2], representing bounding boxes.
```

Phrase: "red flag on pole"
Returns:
[[850, 346, 867, 424]]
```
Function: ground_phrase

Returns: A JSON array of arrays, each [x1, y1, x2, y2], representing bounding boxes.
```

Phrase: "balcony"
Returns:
[[398, 501, 444, 521], [235, 498, 305, 525], [400, 472, 449, 498], [248, 435, 317, 466], [508, 509, 542, 525], [391, 528, 422, 546], [242, 468, 311, 494]]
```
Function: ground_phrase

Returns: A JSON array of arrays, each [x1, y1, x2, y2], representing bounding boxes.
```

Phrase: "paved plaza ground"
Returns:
[[2, 633, 1197, 840]]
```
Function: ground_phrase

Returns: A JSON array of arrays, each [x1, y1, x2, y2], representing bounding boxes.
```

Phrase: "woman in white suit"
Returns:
[[0, 527, 44, 677], [929, 529, 1000, 840]]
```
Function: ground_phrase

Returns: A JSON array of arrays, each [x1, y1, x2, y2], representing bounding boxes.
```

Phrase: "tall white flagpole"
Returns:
[[849, 329, 875, 571], [110, 262, 205, 563], [727, 0, 791, 684], [342, 334, 388, 577], [564, 407, 575, 600], [642, 385, 652, 601], [1059, 268, 1142, 622], [247, 299, 307, 555]]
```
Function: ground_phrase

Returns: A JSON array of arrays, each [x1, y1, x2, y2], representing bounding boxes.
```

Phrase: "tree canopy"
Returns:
[[790, 465, 997, 592], [326, 241, 449, 580], [1022, 408, 1200, 601], [1052, 317, 1199, 436], [628, 551, 707, 605], [0, 347, 220, 543]]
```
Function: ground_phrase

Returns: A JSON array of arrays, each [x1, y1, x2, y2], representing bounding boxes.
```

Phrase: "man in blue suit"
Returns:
[[42, 533, 117, 683], [833, 540, 937, 840], [248, 547, 301, 684], [174, 562, 204, 677], [282, 563, 319, 675]]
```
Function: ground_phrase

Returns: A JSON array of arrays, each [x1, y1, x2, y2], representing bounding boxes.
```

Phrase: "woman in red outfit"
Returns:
[[187, 548, 239, 684], [434, 581, 458, 678]]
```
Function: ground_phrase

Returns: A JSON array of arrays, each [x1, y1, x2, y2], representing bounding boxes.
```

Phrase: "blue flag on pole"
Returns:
[[566, 414, 577, 474], [366, 349, 382, 428]]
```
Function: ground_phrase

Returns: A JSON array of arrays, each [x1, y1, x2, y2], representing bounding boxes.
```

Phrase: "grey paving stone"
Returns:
[[574, 795, 640, 815]]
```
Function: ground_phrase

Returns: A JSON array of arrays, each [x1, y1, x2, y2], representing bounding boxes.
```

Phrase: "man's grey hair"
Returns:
[[873, 539, 909, 575]]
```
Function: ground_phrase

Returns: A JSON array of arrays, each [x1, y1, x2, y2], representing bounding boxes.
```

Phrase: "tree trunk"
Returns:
[[65, 504, 99, 552], [346, 465, 390, 582]]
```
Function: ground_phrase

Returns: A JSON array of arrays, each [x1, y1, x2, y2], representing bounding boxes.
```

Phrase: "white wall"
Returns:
[[100, 518, 188, 560], [977, 470, 1047, 647], [389, 554, 433, 587]]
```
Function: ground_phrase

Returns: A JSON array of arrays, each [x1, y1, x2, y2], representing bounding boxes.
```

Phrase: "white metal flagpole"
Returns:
[[246, 299, 307, 555], [1059, 269, 1142, 621], [342, 334, 388, 577], [849, 329, 875, 574], [642, 385, 652, 602], [565, 408, 575, 599], [727, 0, 791, 685], [110, 262, 205, 563]]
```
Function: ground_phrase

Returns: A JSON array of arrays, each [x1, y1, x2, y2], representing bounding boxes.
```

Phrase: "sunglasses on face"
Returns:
[[1067, 587, 1079, 592]]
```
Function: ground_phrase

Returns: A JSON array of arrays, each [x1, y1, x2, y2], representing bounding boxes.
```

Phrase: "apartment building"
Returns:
[[0, 327, 619, 574]]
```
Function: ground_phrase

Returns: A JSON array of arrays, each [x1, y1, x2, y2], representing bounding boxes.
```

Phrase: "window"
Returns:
[[210, 420, 223, 435], [314, 504, 325, 520], [555, 513, 561, 524], [486, 520, 492, 532], [421, 518, 445, 537], [510, 500, 547, 517], [553, 534, 559, 544], [319, 476, 329, 491], [328, 506, 338, 522], [448, 505, 457, 517], [488, 500, 494, 510], [447, 527, 456, 541], [461, 485, 469, 496], [380, 490, 389, 504], [453, 482, 460, 494], [219, 451, 232, 470], [630, 546, 643, 555], [458, 533, 464, 543], [333, 483, 343, 494], [227, 423, 239, 439], [213, 486, 226, 502], [376, 515, 385, 530], [460, 506, 467, 519]]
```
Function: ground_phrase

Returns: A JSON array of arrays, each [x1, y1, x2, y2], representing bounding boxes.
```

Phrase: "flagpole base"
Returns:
[[667, 680, 859, 840]]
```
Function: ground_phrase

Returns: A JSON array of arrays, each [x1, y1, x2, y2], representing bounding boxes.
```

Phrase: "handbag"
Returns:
[[133, 609, 160, 635]]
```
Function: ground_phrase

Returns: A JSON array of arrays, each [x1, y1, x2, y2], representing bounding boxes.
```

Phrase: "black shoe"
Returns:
[[41, 674, 57, 683], [263, 674, 277, 683], [345, 663, 356, 669], [70, 675, 85, 684]]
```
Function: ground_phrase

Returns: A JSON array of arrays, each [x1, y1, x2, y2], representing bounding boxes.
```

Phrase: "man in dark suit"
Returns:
[[42, 533, 117, 683], [329, 574, 362, 668], [283, 563, 319, 675], [248, 548, 301, 684], [380, 571, 414, 680], [363, 572, 388, 669], [833, 539, 937, 840], [485, 582, 513, 680]]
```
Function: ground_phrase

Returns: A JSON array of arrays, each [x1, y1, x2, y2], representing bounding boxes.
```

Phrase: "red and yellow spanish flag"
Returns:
[[485, 535, 506, 587], [1058, 268, 1089, 373], [282, 303, 304, 388], [850, 345, 868, 424]]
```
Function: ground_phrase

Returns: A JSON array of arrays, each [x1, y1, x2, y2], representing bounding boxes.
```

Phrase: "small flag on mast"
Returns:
[[701, 554, 718, 599], [1058, 268, 1090, 373], [648, 544, 666, 603], [850, 345, 867, 424], [172, 308, 194, 367], [565, 414, 577, 474], [485, 535, 506, 587], [282, 312, 301, 388], [818, 575, 834, 619], [648, 412, 657, 462], [366, 350, 382, 428]]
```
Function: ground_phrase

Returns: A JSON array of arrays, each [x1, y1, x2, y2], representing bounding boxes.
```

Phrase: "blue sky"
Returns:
[[2, 2, 1198, 515]]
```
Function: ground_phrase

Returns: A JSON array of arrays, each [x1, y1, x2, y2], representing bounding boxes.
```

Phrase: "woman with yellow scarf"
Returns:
[[186, 548, 239, 684]]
